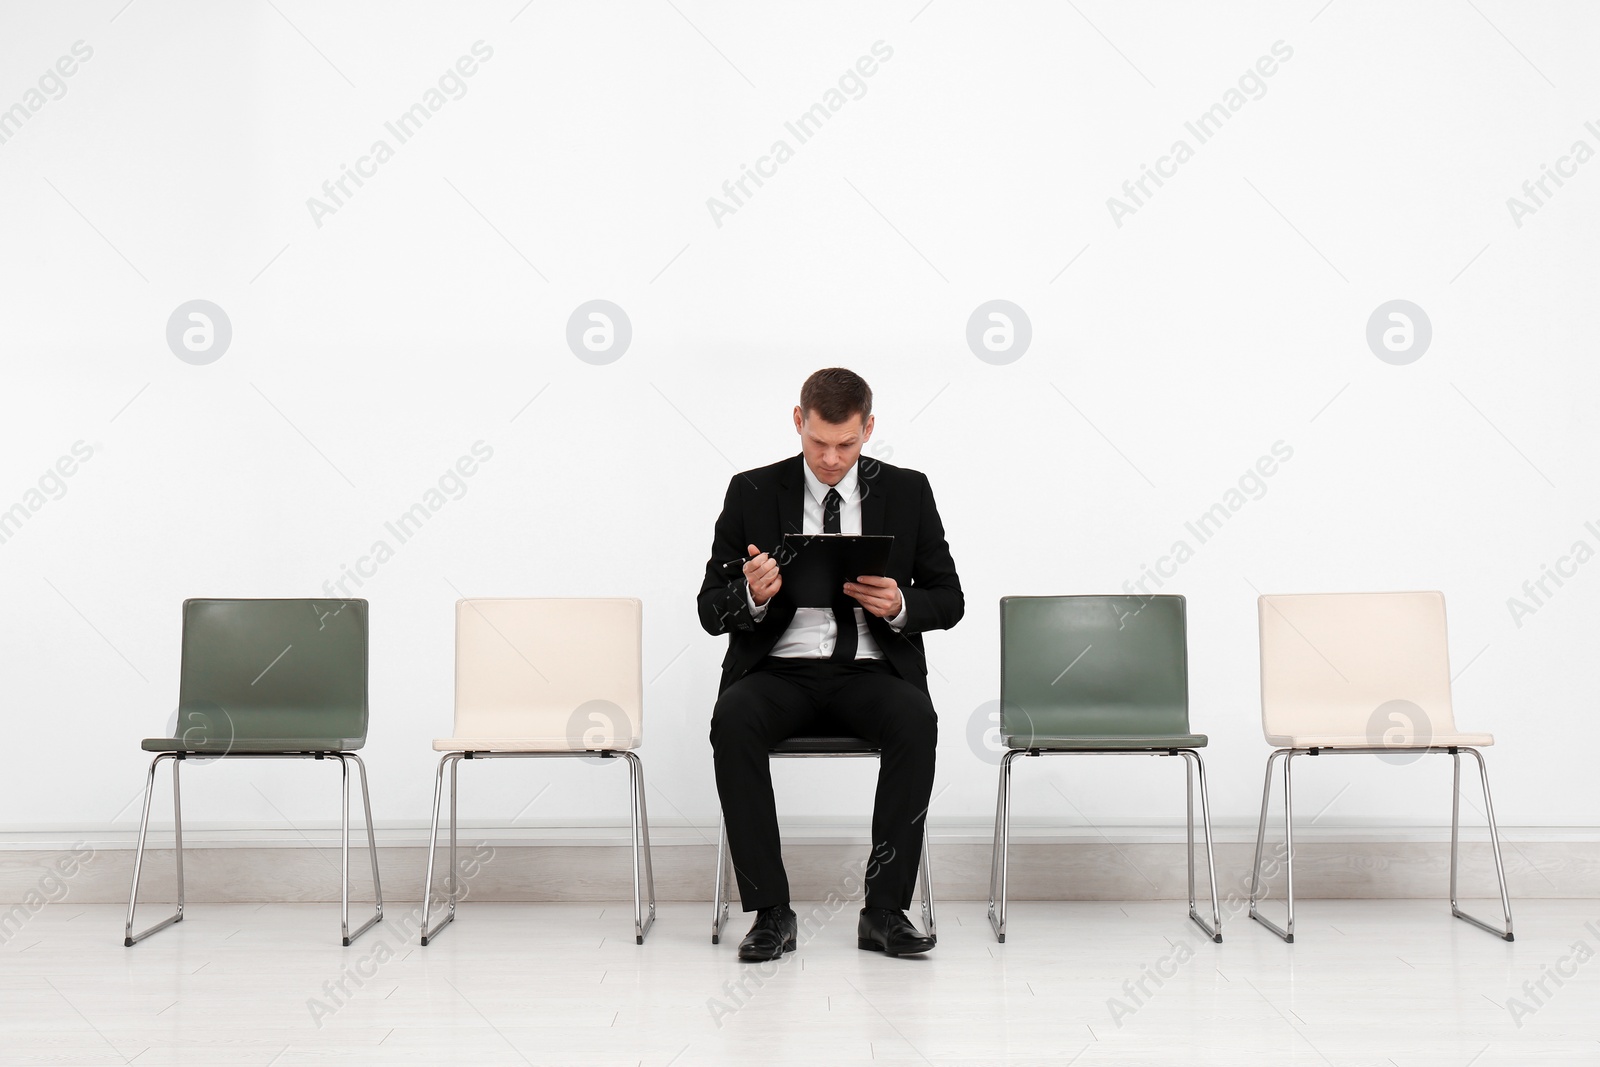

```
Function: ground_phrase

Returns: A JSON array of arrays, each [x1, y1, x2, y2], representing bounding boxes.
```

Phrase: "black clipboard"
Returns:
[[778, 534, 894, 608]]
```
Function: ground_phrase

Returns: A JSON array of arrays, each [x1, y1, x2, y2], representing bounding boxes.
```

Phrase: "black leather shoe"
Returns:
[[737, 905, 797, 962], [857, 907, 936, 957]]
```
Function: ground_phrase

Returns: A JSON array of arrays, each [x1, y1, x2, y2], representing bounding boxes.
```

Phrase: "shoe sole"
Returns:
[[738, 937, 796, 963], [858, 937, 933, 957]]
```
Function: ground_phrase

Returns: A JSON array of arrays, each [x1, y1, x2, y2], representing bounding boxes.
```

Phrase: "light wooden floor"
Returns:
[[0, 899, 1594, 1065]]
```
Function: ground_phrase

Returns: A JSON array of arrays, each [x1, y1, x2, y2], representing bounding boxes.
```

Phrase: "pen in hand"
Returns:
[[741, 542, 782, 606]]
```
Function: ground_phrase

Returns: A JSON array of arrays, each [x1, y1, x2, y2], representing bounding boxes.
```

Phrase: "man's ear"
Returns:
[[793, 406, 804, 435], [862, 415, 875, 442]]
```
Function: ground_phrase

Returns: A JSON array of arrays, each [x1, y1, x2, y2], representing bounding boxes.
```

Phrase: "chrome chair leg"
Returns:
[[987, 748, 1020, 942], [1249, 749, 1296, 942], [918, 825, 937, 941], [1450, 748, 1463, 928], [1451, 747, 1515, 941], [339, 754, 383, 946], [710, 814, 729, 944], [1181, 750, 1222, 942], [635, 755, 658, 940], [354, 754, 384, 919], [986, 751, 1006, 938], [1185, 754, 1194, 908], [125, 753, 184, 946], [1247, 750, 1277, 915], [623, 752, 656, 944], [625, 752, 642, 944], [1281, 751, 1297, 941], [340, 755, 350, 941], [420, 753, 460, 945], [1177, 751, 1222, 940]]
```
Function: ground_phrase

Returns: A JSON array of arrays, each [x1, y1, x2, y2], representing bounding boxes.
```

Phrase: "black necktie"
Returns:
[[824, 487, 857, 662]]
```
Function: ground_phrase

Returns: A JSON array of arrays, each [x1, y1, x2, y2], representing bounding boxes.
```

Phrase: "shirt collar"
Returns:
[[801, 457, 858, 507]]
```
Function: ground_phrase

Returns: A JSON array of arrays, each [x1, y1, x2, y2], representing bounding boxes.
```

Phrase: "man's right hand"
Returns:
[[743, 543, 782, 606]]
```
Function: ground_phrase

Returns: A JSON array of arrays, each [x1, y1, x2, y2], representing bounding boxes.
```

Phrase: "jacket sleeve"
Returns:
[[896, 473, 964, 634], [697, 475, 756, 636]]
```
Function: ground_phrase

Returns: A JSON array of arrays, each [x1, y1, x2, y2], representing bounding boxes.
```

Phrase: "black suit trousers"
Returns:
[[709, 655, 938, 913]]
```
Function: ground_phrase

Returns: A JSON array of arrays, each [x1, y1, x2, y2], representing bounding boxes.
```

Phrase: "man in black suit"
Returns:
[[697, 368, 964, 961]]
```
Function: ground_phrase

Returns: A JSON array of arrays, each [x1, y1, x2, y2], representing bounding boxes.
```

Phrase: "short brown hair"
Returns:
[[800, 368, 872, 426]]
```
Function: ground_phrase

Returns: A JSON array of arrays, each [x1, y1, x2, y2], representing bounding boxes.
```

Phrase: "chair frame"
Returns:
[[709, 745, 936, 945], [1247, 744, 1514, 943], [420, 749, 656, 945], [988, 747, 1221, 944], [125, 750, 383, 947]]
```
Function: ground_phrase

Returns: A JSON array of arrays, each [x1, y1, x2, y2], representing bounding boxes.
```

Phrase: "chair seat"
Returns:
[[1263, 732, 1494, 749], [1005, 733, 1207, 750], [141, 737, 364, 753], [432, 736, 639, 753], [771, 736, 878, 755]]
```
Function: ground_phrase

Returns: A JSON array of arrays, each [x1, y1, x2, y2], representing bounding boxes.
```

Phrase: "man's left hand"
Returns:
[[845, 575, 902, 618]]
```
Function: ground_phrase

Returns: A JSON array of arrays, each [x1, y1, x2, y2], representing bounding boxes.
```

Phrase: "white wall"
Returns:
[[2, 0, 1596, 841]]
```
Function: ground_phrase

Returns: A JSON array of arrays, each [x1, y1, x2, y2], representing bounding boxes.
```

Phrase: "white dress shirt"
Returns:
[[745, 459, 910, 659]]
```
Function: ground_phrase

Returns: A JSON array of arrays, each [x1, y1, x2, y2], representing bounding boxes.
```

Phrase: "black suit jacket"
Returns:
[[697, 454, 964, 694]]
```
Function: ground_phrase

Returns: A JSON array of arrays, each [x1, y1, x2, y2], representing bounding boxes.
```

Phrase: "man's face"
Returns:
[[793, 406, 874, 486]]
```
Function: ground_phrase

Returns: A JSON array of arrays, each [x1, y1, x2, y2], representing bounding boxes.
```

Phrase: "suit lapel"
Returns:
[[776, 453, 805, 541], [859, 456, 886, 536]]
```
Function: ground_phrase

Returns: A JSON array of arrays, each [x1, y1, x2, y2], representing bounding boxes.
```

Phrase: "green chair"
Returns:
[[124, 598, 383, 947], [988, 595, 1221, 942]]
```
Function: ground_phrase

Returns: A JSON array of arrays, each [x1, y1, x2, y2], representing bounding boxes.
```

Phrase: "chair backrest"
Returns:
[[453, 597, 642, 748], [177, 598, 369, 746], [999, 595, 1189, 742], [1257, 591, 1458, 742]]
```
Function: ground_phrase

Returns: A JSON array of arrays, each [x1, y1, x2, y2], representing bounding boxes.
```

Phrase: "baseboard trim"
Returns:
[[2, 821, 1597, 850], [4, 836, 1593, 904]]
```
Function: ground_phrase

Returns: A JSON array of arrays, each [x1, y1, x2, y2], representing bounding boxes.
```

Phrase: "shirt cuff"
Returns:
[[886, 596, 909, 630], [745, 582, 769, 622]]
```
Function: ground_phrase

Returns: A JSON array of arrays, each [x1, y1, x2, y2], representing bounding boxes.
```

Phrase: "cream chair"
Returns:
[[1248, 590, 1513, 942], [420, 597, 656, 945]]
